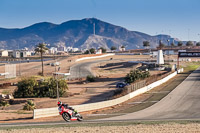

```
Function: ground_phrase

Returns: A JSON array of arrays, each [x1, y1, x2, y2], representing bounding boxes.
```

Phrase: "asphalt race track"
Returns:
[[103, 68, 200, 121]]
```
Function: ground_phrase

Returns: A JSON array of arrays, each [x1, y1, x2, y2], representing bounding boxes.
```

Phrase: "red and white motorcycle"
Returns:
[[58, 104, 83, 122]]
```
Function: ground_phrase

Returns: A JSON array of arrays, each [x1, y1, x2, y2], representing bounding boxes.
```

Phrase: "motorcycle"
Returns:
[[58, 105, 83, 122]]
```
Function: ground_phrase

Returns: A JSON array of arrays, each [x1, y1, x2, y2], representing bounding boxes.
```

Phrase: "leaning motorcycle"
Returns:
[[58, 105, 83, 122]]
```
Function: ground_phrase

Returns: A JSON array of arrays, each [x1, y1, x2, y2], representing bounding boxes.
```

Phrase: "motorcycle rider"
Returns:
[[57, 101, 78, 116]]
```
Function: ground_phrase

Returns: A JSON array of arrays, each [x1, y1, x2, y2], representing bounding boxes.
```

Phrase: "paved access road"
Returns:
[[67, 58, 146, 80], [67, 59, 107, 79], [103, 68, 200, 121]]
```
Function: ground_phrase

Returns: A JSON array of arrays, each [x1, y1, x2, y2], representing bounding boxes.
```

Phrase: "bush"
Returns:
[[14, 77, 38, 98], [37, 77, 67, 98], [0, 100, 9, 110], [125, 69, 150, 84], [23, 100, 36, 111], [86, 75, 95, 82], [14, 77, 68, 98]]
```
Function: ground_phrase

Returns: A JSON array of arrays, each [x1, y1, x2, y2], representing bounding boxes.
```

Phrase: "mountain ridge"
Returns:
[[0, 18, 178, 50]]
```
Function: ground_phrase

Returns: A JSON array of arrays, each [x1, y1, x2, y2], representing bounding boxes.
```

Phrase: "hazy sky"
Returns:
[[0, 0, 200, 41]]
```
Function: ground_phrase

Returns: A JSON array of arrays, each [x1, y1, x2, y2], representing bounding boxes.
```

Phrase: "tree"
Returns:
[[84, 50, 89, 54], [177, 41, 183, 46], [170, 42, 175, 47], [99, 47, 107, 53], [158, 40, 165, 49], [35, 43, 49, 76], [196, 42, 200, 46], [143, 41, 150, 49], [89, 48, 96, 54], [110, 46, 117, 51], [125, 69, 150, 84], [186, 41, 194, 46]]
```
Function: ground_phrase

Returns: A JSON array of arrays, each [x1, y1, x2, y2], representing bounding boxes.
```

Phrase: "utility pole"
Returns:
[[18, 44, 21, 76], [167, 39, 170, 68], [93, 23, 95, 35], [54, 51, 59, 101], [56, 72, 59, 101]]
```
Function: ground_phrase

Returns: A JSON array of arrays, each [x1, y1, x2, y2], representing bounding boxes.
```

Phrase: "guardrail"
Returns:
[[33, 68, 183, 119]]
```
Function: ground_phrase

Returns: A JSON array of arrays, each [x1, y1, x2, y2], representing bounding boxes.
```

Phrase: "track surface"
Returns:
[[103, 68, 200, 121]]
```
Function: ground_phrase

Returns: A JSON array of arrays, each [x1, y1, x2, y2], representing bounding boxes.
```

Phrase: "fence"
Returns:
[[0, 64, 16, 79], [126, 80, 146, 93], [125, 71, 173, 94], [5, 64, 16, 79]]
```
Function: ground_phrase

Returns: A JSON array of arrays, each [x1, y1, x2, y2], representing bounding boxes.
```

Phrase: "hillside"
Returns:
[[0, 18, 178, 50]]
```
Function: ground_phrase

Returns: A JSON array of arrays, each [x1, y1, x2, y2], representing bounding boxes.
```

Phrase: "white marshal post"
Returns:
[[157, 50, 164, 65]]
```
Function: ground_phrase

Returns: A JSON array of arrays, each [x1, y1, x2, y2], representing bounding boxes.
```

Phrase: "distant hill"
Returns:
[[0, 18, 180, 50]]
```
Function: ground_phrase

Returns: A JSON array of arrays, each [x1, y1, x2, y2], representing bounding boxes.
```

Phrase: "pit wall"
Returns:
[[33, 68, 184, 119]]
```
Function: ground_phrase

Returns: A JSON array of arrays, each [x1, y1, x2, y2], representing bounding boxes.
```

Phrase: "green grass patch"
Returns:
[[181, 62, 200, 72], [2, 90, 10, 95]]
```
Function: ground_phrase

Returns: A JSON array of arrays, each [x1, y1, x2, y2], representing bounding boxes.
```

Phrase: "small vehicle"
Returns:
[[116, 82, 128, 88], [58, 104, 83, 122]]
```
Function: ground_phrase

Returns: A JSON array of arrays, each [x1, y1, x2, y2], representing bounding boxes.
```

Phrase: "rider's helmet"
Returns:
[[57, 101, 62, 106]]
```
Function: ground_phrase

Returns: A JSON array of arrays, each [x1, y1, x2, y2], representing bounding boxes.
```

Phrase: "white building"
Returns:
[[66, 47, 79, 52], [57, 46, 66, 51], [96, 49, 102, 54], [72, 48, 79, 52], [0, 50, 8, 57], [66, 47, 73, 52], [13, 51, 20, 58], [49, 47, 57, 54], [119, 46, 126, 51], [13, 50, 31, 58]]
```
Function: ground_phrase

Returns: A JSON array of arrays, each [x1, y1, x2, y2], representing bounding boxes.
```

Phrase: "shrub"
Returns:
[[0, 100, 9, 110], [14, 77, 38, 98], [23, 100, 36, 111], [86, 75, 95, 82], [38, 77, 68, 98], [14, 77, 68, 98], [125, 69, 150, 84]]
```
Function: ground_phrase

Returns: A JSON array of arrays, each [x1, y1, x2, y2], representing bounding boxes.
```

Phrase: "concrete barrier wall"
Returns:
[[33, 69, 183, 119], [33, 107, 58, 118], [75, 54, 115, 62]]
